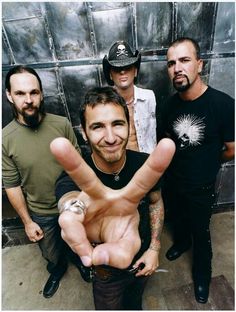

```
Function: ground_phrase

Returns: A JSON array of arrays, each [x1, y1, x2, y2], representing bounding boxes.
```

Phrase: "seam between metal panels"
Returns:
[[40, 3, 58, 63], [172, 2, 177, 42], [207, 2, 218, 85], [133, 2, 138, 50], [55, 67, 72, 123], [85, 2, 102, 86], [2, 23, 16, 65], [2, 51, 235, 72]]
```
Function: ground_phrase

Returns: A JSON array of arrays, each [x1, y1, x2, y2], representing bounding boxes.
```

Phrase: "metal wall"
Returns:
[[2, 2, 235, 209]]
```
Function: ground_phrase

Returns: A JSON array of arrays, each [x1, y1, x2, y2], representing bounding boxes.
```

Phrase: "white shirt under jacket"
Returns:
[[133, 85, 157, 154]]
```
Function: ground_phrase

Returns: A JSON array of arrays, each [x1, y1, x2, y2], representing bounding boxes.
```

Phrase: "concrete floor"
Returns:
[[2, 211, 234, 310]]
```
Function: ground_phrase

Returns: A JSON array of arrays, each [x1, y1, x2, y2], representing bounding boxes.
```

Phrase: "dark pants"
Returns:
[[93, 267, 149, 310], [31, 213, 68, 279], [162, 181, 216, 281]]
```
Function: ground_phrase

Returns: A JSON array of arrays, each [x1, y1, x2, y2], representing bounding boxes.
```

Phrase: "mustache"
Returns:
[[23, 103, 37, 110], [173, 74, 188, 80]]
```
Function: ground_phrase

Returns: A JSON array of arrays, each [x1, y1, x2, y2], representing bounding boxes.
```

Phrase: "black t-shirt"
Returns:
[[55, 149, 161, 263], [162, 86, 234, 187]]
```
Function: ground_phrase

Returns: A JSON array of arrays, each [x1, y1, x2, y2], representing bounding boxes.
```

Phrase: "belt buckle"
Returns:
[[95, 266, 113, 281]]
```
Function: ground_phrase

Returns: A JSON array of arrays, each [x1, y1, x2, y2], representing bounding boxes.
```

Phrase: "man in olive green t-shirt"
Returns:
[[2, 65, 80, 298]]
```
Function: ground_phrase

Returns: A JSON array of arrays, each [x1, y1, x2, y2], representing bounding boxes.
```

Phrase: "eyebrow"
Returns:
[[89, 119, 127, 128], [13, 88, 40, 94]]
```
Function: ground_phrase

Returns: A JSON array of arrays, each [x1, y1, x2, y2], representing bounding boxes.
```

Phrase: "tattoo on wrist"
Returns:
[[149, 241, 161, 252]]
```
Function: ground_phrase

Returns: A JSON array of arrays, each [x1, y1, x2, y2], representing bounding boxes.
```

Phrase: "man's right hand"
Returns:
[[25, 221, 44, 242], [50, 137, 175, 268]]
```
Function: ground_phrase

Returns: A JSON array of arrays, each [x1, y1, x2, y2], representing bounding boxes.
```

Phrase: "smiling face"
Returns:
[[110, 65, 137, 90], [6, 72, 43, 126], [167, 40, 203, 93], [83, 102, 129, 172]]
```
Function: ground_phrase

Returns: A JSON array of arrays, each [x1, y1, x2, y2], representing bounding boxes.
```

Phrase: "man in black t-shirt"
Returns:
[[162, 37, 235, 304], [51, 87, 175, 310]]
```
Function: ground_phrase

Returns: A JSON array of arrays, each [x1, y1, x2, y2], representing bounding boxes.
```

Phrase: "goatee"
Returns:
[[173, 75, 191, 92]]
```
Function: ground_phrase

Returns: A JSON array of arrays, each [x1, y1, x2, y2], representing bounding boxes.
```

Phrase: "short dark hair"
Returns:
[[168, 37, 201, 60], [80, 86, 129, 130], [5, 65, 43, 92]]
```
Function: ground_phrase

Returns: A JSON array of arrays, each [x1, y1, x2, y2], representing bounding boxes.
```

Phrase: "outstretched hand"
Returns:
[[50, 138, 175, 268]]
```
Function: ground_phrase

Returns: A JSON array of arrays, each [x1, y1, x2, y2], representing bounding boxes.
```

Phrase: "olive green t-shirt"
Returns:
[[2, 113, 80, 215]]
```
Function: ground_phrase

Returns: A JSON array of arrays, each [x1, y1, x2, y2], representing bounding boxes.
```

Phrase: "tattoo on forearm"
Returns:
[[149, 192, 164, 252]]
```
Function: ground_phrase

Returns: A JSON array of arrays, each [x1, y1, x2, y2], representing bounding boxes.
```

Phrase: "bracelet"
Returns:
[[59, 199, 87, 215]]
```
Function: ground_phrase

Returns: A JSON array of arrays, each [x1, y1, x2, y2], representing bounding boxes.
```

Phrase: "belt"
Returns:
[[94, 263, 145, 280]]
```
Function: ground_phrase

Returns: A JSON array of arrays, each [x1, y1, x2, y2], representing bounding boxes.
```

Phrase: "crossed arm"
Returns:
[[222, 142, 234, 162], [50, 138, 175, 269]]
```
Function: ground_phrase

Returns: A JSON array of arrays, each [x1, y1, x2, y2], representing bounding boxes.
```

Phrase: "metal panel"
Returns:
[[60, 64, 101, 125], [176, 2, 216, 53], [3, 6, 53, 63], [136, 2, 173, 50], [91, 3, 134, 56], [44, 2, 93, 60], [213, 2, 235, 53], [209, 58, 235, 98]]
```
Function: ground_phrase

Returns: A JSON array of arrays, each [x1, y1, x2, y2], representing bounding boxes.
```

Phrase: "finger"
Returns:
[[135, 267, 147, 277], [125, 138, 175, 203], [37, 228, 43, 235], [133, 259, 142, 268], [50, 138, 105, 199], [36, 234, 44, 240], [59, 211, 93, 267]]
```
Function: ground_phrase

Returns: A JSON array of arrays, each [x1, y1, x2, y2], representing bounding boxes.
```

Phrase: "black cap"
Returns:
[[103, 41, 141, 85]]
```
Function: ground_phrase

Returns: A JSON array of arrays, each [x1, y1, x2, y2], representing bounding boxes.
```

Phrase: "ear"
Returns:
[[6, 89, 13, 103], [80, 126, 88, 142], [134, 68, 138, 78], [110, 73, 113, 81], [197, 59, 203, 74]]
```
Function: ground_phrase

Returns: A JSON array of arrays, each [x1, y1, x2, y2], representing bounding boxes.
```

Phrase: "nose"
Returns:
[[104, 127, 116, 144], [174, 61, 182, 74], [25, 93, 33, 104]]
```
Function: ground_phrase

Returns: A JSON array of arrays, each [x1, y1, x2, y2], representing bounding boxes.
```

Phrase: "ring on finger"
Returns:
[[63, 199, 87, 215]]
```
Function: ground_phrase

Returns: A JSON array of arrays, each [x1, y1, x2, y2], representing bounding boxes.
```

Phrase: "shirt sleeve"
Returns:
[[64, 119, 81, 153], [55, 171, 80, 202], [2, 144, 22, 188], [219, 94, 235, 142]]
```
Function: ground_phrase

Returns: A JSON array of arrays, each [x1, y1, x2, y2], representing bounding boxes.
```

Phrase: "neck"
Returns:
[[179, 78, 207, 101], [91, 153, 126, 175], [116, 85, 134, 103]]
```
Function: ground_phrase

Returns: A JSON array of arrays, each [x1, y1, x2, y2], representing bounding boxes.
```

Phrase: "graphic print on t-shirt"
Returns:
[[173, 114, 205, 149]]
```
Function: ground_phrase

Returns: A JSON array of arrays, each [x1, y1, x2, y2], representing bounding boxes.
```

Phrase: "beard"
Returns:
[[173, 75, 191, 92], [23, 109, 41, 128], [12, 101, 45, 128]]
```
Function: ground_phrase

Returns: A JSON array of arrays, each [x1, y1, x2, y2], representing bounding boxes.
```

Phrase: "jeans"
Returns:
[[162, 181, 216, 281], [31, 213, 68, 279], [92, 268, 149, 310]]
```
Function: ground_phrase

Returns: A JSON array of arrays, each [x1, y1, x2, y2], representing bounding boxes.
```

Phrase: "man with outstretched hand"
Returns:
[[51, 87, 175, 310]]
